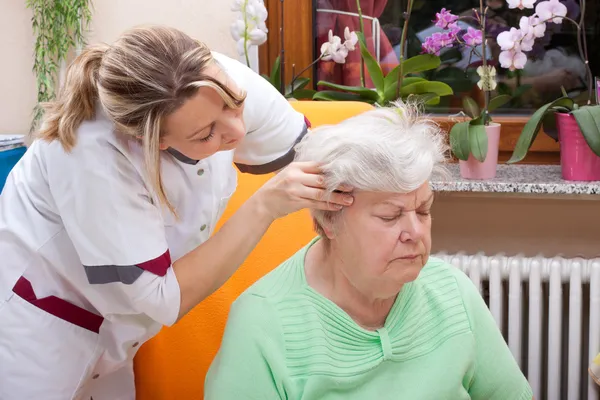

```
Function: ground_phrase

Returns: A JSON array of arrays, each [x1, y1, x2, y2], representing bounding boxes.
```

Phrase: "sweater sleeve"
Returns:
[[204, 293, 287, 399], [454, 270, 533, 400]]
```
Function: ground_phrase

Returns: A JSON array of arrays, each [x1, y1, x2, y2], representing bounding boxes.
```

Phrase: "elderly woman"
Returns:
[[204, 102, 533, 399]]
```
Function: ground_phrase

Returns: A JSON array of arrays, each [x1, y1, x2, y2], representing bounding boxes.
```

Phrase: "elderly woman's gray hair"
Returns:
[[294, 101, 449, 236]]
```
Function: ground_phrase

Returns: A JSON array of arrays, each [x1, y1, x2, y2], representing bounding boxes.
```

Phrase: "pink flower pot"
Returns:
[[459, 123, 501, 180], [556, 112, 600, 181]]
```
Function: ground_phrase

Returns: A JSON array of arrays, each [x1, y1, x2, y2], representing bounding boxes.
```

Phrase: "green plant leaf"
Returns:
[[407, 93, 440, 106], [312, 90, 371, 102], [356, 32, 384, 94], [462, 96, 480, 119], [316, 80, 379, 101], [270, 56, 281, 89], [468, 123, 488, 162], [289, 89, 317, 100], [383, 55, 441, 91], [383, 77, 426, 103], [542, 111, 559, 141], [449, 121, 471, 161], [402, 54, 441, 75], [507, 97, 575, 163], [512, 84, 532, 99], [488, 95, 512, 113], [261, 73, 274, 86], [286, 77, 310, 94], [571, 105, 600, 157], [401, 81, 453, 97]]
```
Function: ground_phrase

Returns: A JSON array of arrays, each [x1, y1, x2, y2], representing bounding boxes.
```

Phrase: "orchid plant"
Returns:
[[503, 0, 600, 162], [422, 6, 513, 163], [313, 0, 454, 106], [230, 0, 357, 100], [231, 0, 268, 67]]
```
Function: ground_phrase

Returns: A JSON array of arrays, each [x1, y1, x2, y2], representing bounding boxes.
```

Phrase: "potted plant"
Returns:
[[312, 0, 454, 106], [504, 0, 600, 181], [26, 0, 92, 132], [421, 5, 513, 179]]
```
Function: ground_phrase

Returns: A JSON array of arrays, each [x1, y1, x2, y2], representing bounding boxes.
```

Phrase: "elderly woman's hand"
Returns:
[[254, 161, 353, 220]]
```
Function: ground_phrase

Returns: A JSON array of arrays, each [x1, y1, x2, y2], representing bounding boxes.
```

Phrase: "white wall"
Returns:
[[0, 0, 238, 135]]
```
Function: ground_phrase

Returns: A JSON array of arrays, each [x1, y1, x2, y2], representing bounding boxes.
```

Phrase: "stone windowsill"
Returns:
[[431, 164, 600, 198]]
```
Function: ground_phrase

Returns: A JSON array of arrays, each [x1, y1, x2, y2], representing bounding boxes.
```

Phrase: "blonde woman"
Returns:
[[0, 25, 352, 399]]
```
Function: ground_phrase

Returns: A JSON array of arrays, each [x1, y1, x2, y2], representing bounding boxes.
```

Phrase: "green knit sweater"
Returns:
[[205, 239, 533, 399]]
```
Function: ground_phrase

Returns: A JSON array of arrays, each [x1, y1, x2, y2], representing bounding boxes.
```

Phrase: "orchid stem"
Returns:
[[356, 0, 365, 87], [479, 2, 489, 123], [397, 0, 414, 100], [279, 0, 285, 94], [243, 0, 251, 68], [535, 14, 591, 103], [290, 55, 324, 96], [245, 47, 251, 68], [579, 0, 592, 104]]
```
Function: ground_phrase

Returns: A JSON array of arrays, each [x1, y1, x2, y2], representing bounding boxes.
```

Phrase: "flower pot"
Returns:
[[556, 112, 600, 181], [459, 122, 501, 180]]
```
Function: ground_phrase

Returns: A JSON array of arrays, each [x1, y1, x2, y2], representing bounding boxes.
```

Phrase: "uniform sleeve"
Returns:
[[217, 53, 310, 174], [454, 271, 533, 400], [47, 141, 180, 327], [204, 294, 286, 399]]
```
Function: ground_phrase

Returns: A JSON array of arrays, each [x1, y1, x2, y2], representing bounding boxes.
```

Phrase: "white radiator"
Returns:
[[434, 252, 600, 400]]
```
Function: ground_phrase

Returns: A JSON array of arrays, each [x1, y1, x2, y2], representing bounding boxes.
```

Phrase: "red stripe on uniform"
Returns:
[[13, 277, 104, 333], [304, 115, 312, 129], [136, 250, 172, 276]]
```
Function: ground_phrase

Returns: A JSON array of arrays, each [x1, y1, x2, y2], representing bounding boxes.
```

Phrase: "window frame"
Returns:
[[258, 0, 560, 164]]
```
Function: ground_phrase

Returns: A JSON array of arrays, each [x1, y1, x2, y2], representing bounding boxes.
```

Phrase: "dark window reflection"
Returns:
[[315, 0, 600, 114]]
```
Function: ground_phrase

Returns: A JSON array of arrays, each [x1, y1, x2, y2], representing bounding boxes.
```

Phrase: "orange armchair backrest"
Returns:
[[133, 101, 374, 399]]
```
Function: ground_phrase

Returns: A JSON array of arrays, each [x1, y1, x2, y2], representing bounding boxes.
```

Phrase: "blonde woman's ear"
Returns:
[[159, 142, 169, 151]]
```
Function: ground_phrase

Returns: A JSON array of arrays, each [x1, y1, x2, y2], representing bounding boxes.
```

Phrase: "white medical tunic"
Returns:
[[0, 52, 309, 400]]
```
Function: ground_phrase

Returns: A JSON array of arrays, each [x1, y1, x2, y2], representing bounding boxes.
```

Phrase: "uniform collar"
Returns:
[[167, 148, 200, 165]]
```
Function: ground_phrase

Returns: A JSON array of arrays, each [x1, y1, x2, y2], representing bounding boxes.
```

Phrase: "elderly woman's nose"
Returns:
[[399, 212, 425, 242]]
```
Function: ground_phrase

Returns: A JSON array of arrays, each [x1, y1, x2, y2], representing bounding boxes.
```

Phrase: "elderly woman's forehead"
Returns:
[[356, 186, 433, 205]]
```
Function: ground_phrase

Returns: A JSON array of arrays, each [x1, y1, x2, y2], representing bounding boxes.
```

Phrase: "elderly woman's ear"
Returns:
[[313, 210, 338, 239]]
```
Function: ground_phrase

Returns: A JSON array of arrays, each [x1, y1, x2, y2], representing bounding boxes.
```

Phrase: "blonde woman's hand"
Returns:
[[253, 161, 354, 220]]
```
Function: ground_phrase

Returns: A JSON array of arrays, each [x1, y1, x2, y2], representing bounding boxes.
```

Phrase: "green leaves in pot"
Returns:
[[449, 94, 511, 162], [506, 97, 575, 164]]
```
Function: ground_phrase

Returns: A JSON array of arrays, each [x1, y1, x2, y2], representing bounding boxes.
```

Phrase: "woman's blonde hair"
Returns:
[[37, 25, 245, 215]]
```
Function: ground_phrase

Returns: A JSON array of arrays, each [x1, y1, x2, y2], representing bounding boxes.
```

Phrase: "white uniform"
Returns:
[[0, 52, 309, 400]]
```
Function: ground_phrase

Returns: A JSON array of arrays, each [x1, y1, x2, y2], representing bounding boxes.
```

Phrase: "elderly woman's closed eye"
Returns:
[[205, 101, 533, 400]]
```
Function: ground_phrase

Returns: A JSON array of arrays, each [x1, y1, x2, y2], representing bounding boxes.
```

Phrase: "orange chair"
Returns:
[[134, 101, 374, 399]]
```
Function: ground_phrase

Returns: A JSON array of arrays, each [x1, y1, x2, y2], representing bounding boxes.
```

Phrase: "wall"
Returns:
[[432, 194, 600, 258], [0, 0, 238, 135]]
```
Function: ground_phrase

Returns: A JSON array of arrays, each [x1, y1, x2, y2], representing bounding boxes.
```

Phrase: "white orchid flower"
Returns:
[[230, 0, 268, 57], [343, 27, 358, 51], [506, 0, 536, 10], [230, 20, 245, 41], [236, 38, 251, 57], [535, 0, 567, 24], [519, 16, 546, 39], [497, 27, 523, 51], [248, 28, 267, 45], [231, 0, 244, 12], [499, 49, 528, 70], [320, 28, 358, 64], [321, 30, 350, 64], [476, 66, 498, 91]]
